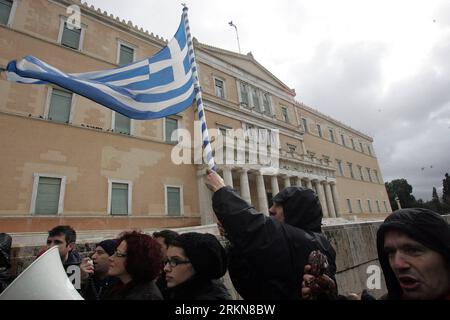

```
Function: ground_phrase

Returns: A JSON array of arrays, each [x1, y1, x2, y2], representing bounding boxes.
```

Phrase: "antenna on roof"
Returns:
[[228, 21, 241, 54]]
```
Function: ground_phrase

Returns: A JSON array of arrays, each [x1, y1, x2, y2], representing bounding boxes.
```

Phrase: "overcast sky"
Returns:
[[85, 0, 450, 201]]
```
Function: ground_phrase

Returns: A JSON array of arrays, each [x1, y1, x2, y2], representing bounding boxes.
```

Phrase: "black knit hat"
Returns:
[[0, 233, 12, 268], [96, 239, 118, 257], [174, 232, 227, 280]]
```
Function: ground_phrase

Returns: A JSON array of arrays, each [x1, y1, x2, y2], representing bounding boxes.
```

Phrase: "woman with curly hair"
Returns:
[[104, 231, 163, 300]]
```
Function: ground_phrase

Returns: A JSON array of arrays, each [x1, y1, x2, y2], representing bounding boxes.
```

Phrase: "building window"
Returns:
[[358, 166, 364, 181], [367, 145, 373, 156], [329, 129, 335, 142], [360, 142, 364, 153], [165, 117, 178, 144], [351, 138, 356, 149], [376, 200, 381, 212], [110, 182, 130, 215], [366, 168, 373, 182], [48, 88, 72, 123], [302, 118, 308, 133], [357, 199, 363, 213], [60, 21, 82, 50], [374, 170, 380, 183], [316, 124, 322, 138], [281, 106, 289, 123], [239, 82, 249, 107], [262, 93, 272, 115], [341, 134, 346, 146], [118, 44, 135, 66], [250, 87, 261, 112], [384, 200, 388, 212], [33, 176, 64, 215], [347, 162, 354, 179], [114, 112, 131, 135], [347, 199, 353, 213], [367, 199, 372, 213], [336, 159, 344, 176], [214, 78, 225, 99], [166, 186, 182, 216], [0, 0, 12, 26]]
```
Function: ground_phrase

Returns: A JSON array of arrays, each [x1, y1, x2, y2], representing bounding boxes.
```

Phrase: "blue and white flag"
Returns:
[[6, 14, 195, 120]]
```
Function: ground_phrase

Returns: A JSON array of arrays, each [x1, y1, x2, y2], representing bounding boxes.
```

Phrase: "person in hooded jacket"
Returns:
[[164, 232, 231, 300], [205, 169, 337, 300], [0, 233, 13, 293], [377, 208, 450, 300]]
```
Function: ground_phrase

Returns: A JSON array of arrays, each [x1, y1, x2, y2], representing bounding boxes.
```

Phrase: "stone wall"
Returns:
[[6, 215, 450, 299]]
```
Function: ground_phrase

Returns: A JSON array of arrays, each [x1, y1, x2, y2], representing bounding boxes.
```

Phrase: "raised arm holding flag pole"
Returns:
[[4, 5, 216, 171]]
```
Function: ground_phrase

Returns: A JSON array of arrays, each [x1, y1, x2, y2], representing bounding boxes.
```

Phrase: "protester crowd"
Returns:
[[0, 169, 449, 300]]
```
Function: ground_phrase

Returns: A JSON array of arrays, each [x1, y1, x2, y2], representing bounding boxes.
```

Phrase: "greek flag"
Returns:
[[6, 14, 195, 120]]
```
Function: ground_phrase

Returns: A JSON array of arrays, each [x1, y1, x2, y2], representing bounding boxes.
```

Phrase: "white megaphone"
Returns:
[[0, 246, 84, 300]]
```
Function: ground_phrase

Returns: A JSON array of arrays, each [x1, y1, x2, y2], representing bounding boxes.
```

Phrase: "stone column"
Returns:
[[305, 178, 313, 190], [271, 175, 279, 196], [283, 175, 291, 188], [222, 167, 233, 188], [324, 182, 336, 218], [295, 176, 302, 187], [313, 179, 329, 218], [330, 182, 341, 217], [301, 140, 307, 155], [239, 168, 251, 203], [197, 169, 214, 225], [256, 171, 269, 215]]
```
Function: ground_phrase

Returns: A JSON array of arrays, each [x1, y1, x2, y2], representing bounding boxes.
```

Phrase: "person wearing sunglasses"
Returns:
[[164, 232, 231, 300], [103, 231, 163, 300]]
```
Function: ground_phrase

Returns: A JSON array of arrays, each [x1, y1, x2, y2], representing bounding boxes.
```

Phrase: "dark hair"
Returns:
[[117, 231, 162, 283], [48, 225, 76, 244], [153, 229, 179, 247]]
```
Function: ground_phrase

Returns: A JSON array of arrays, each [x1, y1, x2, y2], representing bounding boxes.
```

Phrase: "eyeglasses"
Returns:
[[113, 250, 127, 258], [163, 258, 191, 268]]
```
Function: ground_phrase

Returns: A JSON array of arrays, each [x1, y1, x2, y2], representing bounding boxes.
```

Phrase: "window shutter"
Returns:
[[165, 118, 178, 143], [119, 45, 134, 65], [61, 22, 81, 49], [111, 183, 128, 215], [167, 187, 181, 216], [35, 177, 61, 215], [115, 112, 131, 134], [0, 0, 12, 25], [49, 89, 72, 122]]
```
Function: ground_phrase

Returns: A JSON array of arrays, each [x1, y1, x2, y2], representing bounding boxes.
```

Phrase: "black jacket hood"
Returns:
[[272, 187, 323, 232], [376, 208, 450, 300]]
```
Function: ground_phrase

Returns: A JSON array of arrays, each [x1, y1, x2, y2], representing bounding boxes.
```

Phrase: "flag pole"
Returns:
[[182, 5, 217, 172]]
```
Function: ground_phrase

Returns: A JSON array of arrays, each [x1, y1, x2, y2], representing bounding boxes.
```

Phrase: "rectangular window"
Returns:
[[348, 162, 354, 179], [351, 138, 356, 149], [374, 170, 380, 183], [48, 89, 72, 123], [239, 82, 249, 106], [262, 93, 271, 115], [302, 118, 308, 133], [336, 160, 344, 176], [376, 200, 381, 212], [166, 186, 181, 216], [165, 117, 178, 144], [341, 134, 346, 146], [0, 0, 12, 25], [347, 199, 353, 213], [281, 106, 289, 122], [35, 177, 62, 215], [316, 124, 322, 138], [384, 201, 388, 212], [366, 168, 373, 182], [358, 166, 364, 180], [329, 129, 335, 143], [367, 145, 373, 156], [119, 44, 134, 65], [367, 199, 372, 213], [360, 142, 364, 153], [61, 22, 81, 50], [114, 112, 131, 135], [214, 78, 225, 98], [111, 183, 129, 215], [251, 87, 261, 112], [357, 199, 363, 213]]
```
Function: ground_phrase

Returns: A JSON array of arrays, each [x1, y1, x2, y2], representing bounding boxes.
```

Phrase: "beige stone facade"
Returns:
[[0, 0, 391, 233]]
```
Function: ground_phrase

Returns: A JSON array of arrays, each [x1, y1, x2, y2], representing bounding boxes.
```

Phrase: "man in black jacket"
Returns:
[[205, 169, 337, 300]]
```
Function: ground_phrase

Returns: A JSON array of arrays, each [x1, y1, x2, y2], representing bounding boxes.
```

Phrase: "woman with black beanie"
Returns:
[[164, 232, 231, 300]]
